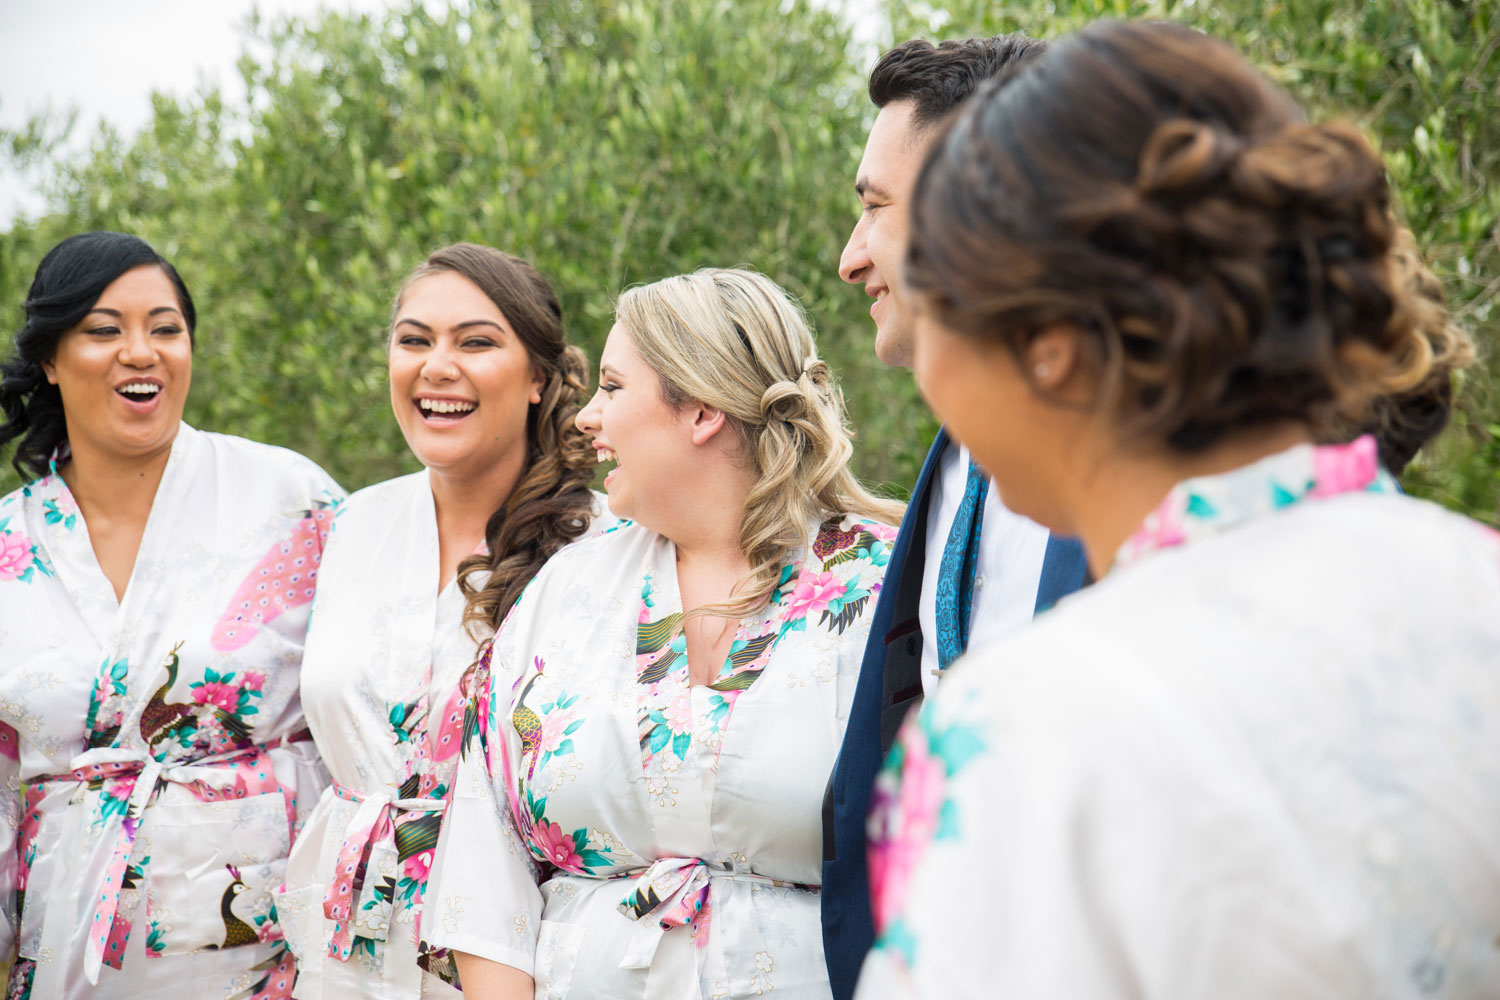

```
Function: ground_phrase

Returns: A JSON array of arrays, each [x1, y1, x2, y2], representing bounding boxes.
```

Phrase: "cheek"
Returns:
[[387, 355, 419, 413]]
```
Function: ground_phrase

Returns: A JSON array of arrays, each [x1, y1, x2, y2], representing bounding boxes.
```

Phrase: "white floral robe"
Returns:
[[857, 437, 1500, 999], [277, 473, 611, 998], [0, 423, 342, 1000], [422, 514, 897, 999]]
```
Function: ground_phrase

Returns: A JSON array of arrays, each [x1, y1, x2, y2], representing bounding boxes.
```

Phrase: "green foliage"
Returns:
[[0, 0, 929, 497], [2, 0, 1496, 522]]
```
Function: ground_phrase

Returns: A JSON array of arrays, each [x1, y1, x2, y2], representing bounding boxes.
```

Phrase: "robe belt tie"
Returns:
[[614, 856, 813, 972], [31, 734, 307, 988], [322, 782, 448, 961]]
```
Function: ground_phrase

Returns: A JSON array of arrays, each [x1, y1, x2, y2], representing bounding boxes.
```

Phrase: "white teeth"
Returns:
[[118, 382, 161, 395], [596, 448, 616, 464], [419, 399, 476, 415]]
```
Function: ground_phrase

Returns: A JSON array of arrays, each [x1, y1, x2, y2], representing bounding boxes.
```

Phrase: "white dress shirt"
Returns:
[[918, 439, 1050, 694]]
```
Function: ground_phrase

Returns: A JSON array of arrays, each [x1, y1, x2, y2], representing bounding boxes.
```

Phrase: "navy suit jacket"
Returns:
[[820, 428, 1088, 1000]]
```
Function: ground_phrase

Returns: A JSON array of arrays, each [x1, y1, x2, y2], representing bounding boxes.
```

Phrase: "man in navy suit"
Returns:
[[821, 34, 1090, 1000]]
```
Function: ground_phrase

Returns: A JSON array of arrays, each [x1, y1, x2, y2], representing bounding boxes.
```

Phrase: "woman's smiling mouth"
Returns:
[[115, 379, 164, 412], [416, 396, 478, 422]]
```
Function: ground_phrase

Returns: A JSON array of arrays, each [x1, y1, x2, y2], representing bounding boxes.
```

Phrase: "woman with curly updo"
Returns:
[[0, 232, 341, 998], [857, 20, 1500, 1000], [275, 244, 612, 999], [420, 268, 902, 998]]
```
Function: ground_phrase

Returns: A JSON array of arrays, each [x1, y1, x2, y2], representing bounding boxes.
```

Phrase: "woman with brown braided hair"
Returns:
[[274, 244, 612, 999], [856, 20, 1500, 1000]]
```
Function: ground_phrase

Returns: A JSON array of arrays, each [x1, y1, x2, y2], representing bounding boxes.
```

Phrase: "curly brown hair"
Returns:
[[392, 244, 596, 638], [905, 19, 1472, 458]]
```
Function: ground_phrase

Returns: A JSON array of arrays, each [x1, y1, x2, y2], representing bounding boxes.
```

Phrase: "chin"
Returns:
[[873, 327, 914, 369], [602, 491, 632, 522]]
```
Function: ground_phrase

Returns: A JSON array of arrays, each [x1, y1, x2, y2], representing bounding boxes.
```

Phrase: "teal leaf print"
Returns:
[[820, 593, 872, 636], [935, 799, 963, 842], [1271, 483, 1299, 507], [647, 725, 671, 755], [553, 739, 575, 757], [879, 918, 919, 968], [1185, 493, 1217, 518], [929, 722, 987, 777], [671, 731, 691, 760]]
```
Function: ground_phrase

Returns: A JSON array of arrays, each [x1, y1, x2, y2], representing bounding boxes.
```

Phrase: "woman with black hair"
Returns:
[[0, 231, 342, 998]]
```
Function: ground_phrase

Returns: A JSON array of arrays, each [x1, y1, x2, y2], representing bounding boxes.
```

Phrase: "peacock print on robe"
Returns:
[[0, 424, 342, 1000]]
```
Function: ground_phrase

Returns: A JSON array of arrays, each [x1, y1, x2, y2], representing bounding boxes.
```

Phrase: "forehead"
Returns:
[[94, 265, 178, 307], [399, 270, 502, 318], [857, 100, 931, 191], [601, 322, 643, 368]]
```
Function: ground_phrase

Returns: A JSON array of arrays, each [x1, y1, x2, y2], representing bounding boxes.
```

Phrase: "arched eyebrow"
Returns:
[[394, 318, 508, 335], [87, 306, 183, 319]]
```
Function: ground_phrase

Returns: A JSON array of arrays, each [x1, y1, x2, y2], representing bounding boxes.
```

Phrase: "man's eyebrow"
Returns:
[[855, 177, 891, 200]]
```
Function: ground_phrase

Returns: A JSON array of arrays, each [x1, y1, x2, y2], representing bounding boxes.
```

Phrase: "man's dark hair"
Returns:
[[868, 34, 1049, 128]]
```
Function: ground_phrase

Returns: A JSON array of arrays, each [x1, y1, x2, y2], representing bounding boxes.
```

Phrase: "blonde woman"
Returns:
[[275, 244, 610, 998], [420, 268, 903, 998]]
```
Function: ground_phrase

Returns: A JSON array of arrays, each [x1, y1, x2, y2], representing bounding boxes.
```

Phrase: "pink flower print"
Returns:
[[532, 821, 583, 871], [867, 728, 946, 934], [539, 709, 577, 754], [241, 671, 266, 692], [868, 522, 900, 543], [0, 531, 34, 582], [402, 849, 434, 884], [1121, 490, 1188, 562], [211, 508, 334, 652], [0, 722, 17, 761], [193, 681, 239, 711], [664, 690, 694, 735], [1311, 435, 1378, 498], [787, 569, 847, 620]]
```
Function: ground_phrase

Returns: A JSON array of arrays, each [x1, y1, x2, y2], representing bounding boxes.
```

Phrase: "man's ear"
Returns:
[[688, 402, 730, 447]]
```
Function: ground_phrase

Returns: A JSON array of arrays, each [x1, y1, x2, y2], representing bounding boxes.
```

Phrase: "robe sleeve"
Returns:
[[420, 636, 544, 980], [0, 721, 20, 960]]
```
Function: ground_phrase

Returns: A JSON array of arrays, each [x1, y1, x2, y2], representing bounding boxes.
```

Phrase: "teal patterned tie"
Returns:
[[935, 459, 988, 670]]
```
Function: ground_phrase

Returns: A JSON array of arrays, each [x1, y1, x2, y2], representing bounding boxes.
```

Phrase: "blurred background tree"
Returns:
[[2, 0, 1495, 522]]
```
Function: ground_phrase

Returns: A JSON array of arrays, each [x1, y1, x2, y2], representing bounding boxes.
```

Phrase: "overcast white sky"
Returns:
[[0, 0, 885, 225], [0, 0, 408, 222]]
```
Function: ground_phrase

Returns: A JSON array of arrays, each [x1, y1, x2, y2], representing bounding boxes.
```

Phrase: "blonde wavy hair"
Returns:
[[616, 268, 905, 620]]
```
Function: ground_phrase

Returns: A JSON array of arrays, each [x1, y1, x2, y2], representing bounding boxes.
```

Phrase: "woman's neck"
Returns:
[[1070, 423, 1313, 579], [658, 462, 757, 578], [427, 448, 528, 590], [60, 436, 173, 526]]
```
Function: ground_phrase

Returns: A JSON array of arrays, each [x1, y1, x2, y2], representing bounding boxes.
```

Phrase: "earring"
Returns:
[[1034, 363, 1051, 378]]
